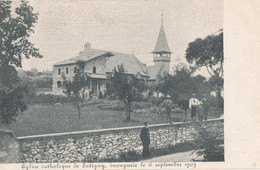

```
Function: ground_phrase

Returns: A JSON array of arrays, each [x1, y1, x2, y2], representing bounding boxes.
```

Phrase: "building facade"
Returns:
[[52, 15, 172, 97]]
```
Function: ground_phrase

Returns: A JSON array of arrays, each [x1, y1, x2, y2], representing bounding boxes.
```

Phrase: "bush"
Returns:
[[148, 96, 163, 106], [97, 100, 125, 111], [87, 99, 105, 106], [192, 124, 224, 161], [132, 101, 152, 110], [26, 94, 71, 105]]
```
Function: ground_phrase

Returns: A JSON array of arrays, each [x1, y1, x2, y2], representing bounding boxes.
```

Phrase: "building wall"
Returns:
[[52, 65, 75, 95], [17, 119, 223, 163], [52, 57, 107, 95], [154, 61, 170, 75]]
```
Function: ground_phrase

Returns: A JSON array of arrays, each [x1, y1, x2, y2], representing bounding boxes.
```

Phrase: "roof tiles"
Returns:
[[152, 24, 171, 53]]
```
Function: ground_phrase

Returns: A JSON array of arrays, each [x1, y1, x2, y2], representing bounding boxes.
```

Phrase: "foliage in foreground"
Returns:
[[192, 124, 224, 161], [0, 1, 42, 124]]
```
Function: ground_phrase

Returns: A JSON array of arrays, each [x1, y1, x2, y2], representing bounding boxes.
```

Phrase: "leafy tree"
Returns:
[[186, 30, 223, 99], [192, 74, 209, 99], [0, 1, 42, 124], [62, 60, 89, 119], [106, 65, 146, 120], [155, 64, 208, 102]]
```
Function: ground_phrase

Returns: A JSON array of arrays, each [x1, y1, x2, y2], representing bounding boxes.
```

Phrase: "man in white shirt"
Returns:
[[189, 93, 200, 121]]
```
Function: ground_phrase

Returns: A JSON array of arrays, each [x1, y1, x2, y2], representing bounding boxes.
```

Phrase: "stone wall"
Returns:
[[17, 119, 224, 163]]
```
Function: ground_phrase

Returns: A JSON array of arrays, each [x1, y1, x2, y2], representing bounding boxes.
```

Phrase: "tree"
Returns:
[[62, 60, 89, 119], [155, 64, 209, 102], [192, 74, 209, 98], [0, 1, 42, 124], [106, 65, 146, 120], [185, 30, 223, 99]]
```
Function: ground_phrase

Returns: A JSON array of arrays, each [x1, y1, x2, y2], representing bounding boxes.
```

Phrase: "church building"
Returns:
[[52, 13, 172, 97]]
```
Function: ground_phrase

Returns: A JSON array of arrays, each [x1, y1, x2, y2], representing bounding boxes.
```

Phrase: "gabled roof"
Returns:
[[53, 49, 113, 66], [106, 52, 149, 76], [147, 65, 163, 80], [152, 24, 171, 53], [53, 46, 148, 77]]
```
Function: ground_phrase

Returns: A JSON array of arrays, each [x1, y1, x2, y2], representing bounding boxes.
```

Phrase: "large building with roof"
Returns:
[[52, 15, 172, 96]]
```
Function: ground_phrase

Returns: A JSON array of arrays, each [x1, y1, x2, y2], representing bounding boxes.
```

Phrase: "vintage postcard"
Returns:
[[0, 0, 259, 169]]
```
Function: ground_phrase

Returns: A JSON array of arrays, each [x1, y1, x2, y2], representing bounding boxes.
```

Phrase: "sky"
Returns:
[[15, 0, 223, 76]]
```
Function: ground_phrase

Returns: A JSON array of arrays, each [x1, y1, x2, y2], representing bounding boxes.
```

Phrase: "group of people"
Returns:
[[139, 93, 210, 159], [163, 93, 210, 123]]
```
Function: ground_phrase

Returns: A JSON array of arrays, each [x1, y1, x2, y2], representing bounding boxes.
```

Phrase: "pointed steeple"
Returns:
[[152, 10, 171, 53]]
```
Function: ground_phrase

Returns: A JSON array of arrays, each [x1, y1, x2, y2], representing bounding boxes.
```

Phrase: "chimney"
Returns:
[[84, 42, 91, 51]]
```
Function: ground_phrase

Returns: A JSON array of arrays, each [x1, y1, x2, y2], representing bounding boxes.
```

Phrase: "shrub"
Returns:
[[192, 124, 224, 161], [148, 97, 163, 106], [132, 101, 152, 110], [87, 99, 105, 106], [26, 94, 71, 105], [97, 100, 125, 111]]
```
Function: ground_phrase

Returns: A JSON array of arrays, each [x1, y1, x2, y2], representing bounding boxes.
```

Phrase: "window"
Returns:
[[66, 67, 69, 74], [93, 67, 96, 73], [74, 66, 77, 73], [58, 68, 61, 75], [57, 81, 62, 88]]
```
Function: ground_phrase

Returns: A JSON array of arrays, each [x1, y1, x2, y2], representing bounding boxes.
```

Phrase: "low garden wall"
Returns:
[[1, 119, 224, 163]]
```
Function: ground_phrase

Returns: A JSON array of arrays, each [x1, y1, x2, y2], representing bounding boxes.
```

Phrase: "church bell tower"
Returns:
[[152, 11, 172, 74]]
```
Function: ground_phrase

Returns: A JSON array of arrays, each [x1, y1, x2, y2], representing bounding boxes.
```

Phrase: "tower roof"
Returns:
[[152, 12, 171, 53]]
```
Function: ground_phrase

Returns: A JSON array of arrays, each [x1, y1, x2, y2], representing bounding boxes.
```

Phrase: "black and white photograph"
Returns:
[[1, 0, 226, 165]]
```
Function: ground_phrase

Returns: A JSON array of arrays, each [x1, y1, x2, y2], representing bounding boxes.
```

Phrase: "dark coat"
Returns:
[[140, 127, 150, 145], [163, 99, 173, 113], [202, 98, 210, 110], [179, 99, 189, 110]]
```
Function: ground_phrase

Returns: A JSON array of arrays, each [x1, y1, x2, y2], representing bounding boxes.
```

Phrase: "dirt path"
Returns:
[[144, 150, 203, 162]]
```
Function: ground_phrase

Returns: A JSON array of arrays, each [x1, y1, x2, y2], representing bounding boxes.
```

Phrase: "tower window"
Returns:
[[66, 67, 69, 74], [57, 81, 62, 88], [74, 66, 77, 73], [58, 68, 61, 75], [93, 67, 96, 73]]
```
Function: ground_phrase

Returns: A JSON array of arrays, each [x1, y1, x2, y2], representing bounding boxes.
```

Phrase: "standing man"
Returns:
[[163, 95, 174, 124], [140, 122, 150, 159], [179, 97, 189, 122], [201, 94, 210, 120], [189, 93, 200, 121]]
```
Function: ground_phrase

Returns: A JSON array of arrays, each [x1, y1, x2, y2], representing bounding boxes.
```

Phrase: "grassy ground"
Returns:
[[1, 101, 222, 137]]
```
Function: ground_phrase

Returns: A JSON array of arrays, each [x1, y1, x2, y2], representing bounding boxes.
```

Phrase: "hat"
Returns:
[[166, 95, 171, 98]]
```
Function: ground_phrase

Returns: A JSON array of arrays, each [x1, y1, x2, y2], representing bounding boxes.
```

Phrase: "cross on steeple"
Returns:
[[161, 9, 164, 26], [152, 10, 171, 54]]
